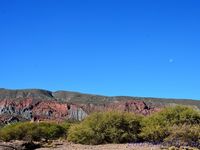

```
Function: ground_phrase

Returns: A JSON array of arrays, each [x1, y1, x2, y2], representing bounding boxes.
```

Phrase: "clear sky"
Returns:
[[0, 0, 200, 99]]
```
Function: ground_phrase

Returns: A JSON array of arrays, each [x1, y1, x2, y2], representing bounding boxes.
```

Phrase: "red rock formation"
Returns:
[[0, 98, 159, 125], [79, 100, 160, 116], [0, 98, 70, 124]]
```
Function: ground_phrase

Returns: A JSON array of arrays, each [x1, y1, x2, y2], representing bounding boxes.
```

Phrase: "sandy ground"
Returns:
[[0, 141, 162, 150], [36, 143, 162, 150]]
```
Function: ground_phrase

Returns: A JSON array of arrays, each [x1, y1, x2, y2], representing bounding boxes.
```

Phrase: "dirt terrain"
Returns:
[[0, 141, 162, 150]]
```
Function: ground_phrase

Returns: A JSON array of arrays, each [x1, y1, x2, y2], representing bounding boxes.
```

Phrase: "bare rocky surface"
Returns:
[[36, 143, 162, 150], [1, 141, 198, 150], [0, 141, 162, 150], [0, 141, 41, 150]]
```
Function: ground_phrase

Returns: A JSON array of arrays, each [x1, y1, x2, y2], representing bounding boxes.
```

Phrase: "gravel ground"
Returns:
[[36, 142, 162, 150]]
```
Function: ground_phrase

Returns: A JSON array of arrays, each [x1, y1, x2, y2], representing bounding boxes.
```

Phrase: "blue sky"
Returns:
[[0, 0, 200, 99]]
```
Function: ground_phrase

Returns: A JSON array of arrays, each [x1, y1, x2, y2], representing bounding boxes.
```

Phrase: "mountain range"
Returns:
[[0, 88, 199, 126]]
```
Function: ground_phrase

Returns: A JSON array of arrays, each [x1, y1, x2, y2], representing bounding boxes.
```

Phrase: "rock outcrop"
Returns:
[[0, 89, 199, 125], [0, 98, 87, 123]]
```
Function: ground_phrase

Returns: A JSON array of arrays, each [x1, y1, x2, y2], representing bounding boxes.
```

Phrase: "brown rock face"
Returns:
[[0, 99, 156, 125], [0, 98, 69, 122], [107, 101, 158, 115], [81, 100, 160, 116], [0, 89, 199, 125]]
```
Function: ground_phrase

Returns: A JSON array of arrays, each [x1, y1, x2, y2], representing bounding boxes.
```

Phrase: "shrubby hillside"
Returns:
[[0, 105, 200, 148]]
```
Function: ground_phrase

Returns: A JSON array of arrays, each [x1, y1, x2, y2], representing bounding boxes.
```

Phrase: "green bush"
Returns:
[[1, 105, 199, 147], [68, 111, 142, 145], [140, 124, 169, 143], [164, 124, 200, 148], [0, 122, 71, 142], [0, 123, 20, 141], [140, 105, 200, 143]]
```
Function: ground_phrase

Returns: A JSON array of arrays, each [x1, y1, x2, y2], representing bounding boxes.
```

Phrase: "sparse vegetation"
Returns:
[[68, 105, 200, 148], [67, 111, 142, 144], [164, 124, 200, 148], [0, 122, 71, 142], [0, 105, 200, 148], [140, 105, 200, 144]]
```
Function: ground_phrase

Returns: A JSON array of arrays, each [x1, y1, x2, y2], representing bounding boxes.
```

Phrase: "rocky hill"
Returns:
[[0, 88, 199, 126]]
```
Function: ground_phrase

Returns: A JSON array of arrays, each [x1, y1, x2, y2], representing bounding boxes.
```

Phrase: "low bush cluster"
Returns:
[[0, 105, 199, 148], [67, 111, 142, 144], [67, 105, 200, 148], [163, 124, 200, 148], [0, 122, 70, 141], [140, 106, 199, 141]]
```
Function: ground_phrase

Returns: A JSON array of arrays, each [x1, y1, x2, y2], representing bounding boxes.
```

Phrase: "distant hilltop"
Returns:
[[0, 88, 199, 104], [0, 88, 199, 126]]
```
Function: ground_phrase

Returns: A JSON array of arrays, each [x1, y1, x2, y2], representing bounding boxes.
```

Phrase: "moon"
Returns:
[[169, 59, 174, 63]]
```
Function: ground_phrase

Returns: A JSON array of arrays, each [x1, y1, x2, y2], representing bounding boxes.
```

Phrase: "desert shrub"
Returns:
[[160, 105, 200, 125], [0, 122, 71, 142], [67, 111, 142, 144], [27, 122, 66, 141], [140, 124, 169, 143], [0, 123, 20, 141], [164, 124, 200, 148], [59, 122, 71, 139], [140, 105, 200, 143]]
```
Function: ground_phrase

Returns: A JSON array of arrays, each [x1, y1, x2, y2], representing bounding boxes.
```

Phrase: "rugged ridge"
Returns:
[[0, 88, 199, 125]]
